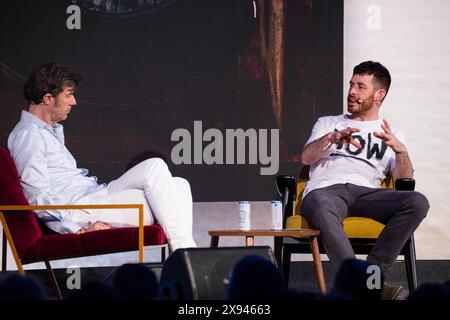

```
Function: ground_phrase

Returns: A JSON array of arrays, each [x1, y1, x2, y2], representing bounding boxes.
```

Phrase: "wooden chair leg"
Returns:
[[274, 236, 283, 267], [282, 243, 292, 285], [44, 261, 62, 300], [0, 214, 24, 273], [404, 245, 412, 291], [161, 245, 166, 262], [210, 236, 219, 248], [405, 235, 418, 293], [2, 231, 6, 272], [309, 236, 327, 295]]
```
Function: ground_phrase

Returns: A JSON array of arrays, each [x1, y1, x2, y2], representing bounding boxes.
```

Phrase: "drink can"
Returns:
[[271, 200, 283, 230], [239, 201, 251, 230]]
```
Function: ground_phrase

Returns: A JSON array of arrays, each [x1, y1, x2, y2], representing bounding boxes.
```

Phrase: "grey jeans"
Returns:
[[301, 183, 429, 276]]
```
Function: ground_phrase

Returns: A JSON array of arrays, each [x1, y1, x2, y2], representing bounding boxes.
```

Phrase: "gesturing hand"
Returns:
[[373, 119, 407, 154], [324, 128, 362, 150]]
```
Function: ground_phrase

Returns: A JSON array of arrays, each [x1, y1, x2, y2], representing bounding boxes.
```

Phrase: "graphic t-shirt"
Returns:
[[303, 114, 406, 197]]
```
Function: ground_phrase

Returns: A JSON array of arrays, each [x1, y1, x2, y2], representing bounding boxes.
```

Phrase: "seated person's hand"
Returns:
[[322, 128, 362, 151], [330, 128, 362, 149], [76, 221, 112, 234]]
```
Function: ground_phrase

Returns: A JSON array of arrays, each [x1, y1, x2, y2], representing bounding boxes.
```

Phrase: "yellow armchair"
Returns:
[[277, 166, 418, 292]]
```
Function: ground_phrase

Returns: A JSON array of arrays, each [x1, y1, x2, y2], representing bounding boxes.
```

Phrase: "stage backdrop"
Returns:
[[0, 0, 343, 201], [344, 0, 450, 259]]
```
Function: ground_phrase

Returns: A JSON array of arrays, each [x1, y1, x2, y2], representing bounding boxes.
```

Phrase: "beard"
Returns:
[[347, 93, 376, 115]]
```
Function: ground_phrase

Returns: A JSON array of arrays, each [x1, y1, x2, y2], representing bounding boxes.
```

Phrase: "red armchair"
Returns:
[[0, 147, 168, 298]]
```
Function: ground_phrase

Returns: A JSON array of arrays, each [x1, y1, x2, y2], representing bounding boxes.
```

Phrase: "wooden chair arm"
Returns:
[[394, 178, 416, 191], [0, 204, 145, 263]]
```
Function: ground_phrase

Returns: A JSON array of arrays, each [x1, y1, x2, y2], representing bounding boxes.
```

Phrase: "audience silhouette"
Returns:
[[328, 258, 385, 300], [106, 263, 158, 300], [406, 282, 450, 300], [65, 280, 119, 300], [0, 256, 448, 301], [0, 273, 47, 300], [224, 255, 286, 300]]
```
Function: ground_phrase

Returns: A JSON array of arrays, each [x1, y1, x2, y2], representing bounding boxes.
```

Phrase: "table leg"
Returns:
[[274, 236, 282, 267], [309, 236, 327, 295], [210, 236, 219, 247], [245, 236, 254, 246]]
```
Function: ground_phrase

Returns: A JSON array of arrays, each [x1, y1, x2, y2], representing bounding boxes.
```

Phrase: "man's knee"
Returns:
[[302, 195, 343, 228], [142, 157, 168, 169], [132, 158, 171, 184], [173, 177, 191, 192], [143, 157, 167, 167], [404, 191, 429, 221]]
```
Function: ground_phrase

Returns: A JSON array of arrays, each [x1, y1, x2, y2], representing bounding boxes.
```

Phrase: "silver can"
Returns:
[[239, 201, 251, 230], [271, 200, 283, 230]]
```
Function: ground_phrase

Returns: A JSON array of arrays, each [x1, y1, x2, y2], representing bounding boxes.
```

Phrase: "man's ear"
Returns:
[[375, 89, 386, 104], [42, 93, 54, 105]]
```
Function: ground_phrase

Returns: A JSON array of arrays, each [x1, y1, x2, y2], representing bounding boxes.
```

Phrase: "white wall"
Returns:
[[344, 0, 450, 259]]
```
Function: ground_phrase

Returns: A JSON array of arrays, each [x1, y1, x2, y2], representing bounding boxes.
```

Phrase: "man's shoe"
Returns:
[[382, 283, 404, 300]]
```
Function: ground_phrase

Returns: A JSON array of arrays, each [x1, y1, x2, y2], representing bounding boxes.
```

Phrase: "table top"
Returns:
[[208, 229, 320, 237]]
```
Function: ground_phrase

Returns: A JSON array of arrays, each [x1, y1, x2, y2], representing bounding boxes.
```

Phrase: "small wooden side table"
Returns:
[[208, 229, 326, 294]]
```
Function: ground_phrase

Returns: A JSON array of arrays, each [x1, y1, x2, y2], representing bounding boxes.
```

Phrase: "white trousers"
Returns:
[[67, 158, 196, 250]]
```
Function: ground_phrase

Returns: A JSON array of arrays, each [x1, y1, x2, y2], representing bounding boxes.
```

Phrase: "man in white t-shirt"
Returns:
[[300, 61, 429, 297]]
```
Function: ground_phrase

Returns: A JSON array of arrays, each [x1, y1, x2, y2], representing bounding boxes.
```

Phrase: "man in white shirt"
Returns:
[[8, 62, 196, 251], [300, 61, 429, 295]]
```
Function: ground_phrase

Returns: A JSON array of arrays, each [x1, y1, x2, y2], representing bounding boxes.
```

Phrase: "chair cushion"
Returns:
[[343, 217, 385, 239], [22, 225, 167, 264], [0, 148, 43, 257], [286, 215, 385, 239], [286, 214, 310, 229]]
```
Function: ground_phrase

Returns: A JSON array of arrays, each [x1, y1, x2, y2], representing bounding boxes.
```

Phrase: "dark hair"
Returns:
[[0, 273, 48, 300], [353, 61, 391, 93], [65, 281, 119, 300], [23, 62, 81, 104], [407, 282, 450, 300], [225, 255, 286, 300], [108, 263, 158, 300]]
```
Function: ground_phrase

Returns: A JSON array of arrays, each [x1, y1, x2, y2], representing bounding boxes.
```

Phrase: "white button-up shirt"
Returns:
[[8, 110, 105, 233]]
